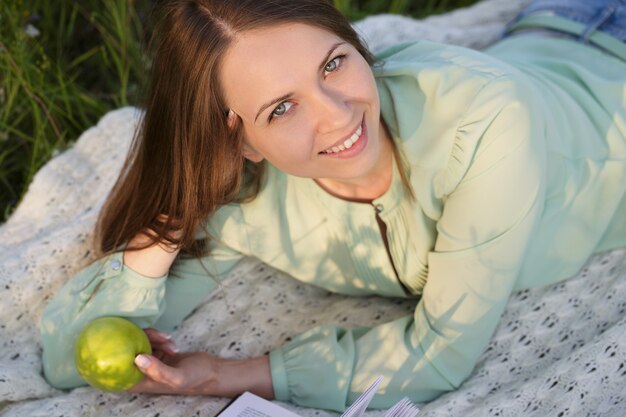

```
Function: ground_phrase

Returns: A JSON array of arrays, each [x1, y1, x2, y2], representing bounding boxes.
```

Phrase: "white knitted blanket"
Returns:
[[1, 0, 625, 415]]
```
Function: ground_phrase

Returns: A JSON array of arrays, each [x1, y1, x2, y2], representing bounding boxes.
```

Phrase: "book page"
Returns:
[[341, 376, 419, 417], [217, 392, 302, 417], [218, 376, 418, 417], [340, 376, 383, 417]]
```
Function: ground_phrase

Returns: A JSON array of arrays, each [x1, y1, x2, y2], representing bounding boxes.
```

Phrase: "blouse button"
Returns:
[[374, 204, 384, 214], [111, 260, 122, 271]]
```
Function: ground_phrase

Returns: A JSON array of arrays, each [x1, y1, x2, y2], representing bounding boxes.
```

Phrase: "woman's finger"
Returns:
[[151, 346, 173, 361], [143, 328, 171, 343], [134, 354, 185, 389], [149, 340, 178, 354], [143, 328, 178, 355], [151, 341, 178, 356]]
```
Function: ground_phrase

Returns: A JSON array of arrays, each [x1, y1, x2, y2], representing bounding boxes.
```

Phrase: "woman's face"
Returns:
[[220, 23, 387, 186]]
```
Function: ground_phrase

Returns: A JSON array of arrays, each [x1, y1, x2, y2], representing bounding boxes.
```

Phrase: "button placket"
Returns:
[[71, 260, 108, 295], [79, 254, 124, 301], [111, 259, 121, 271]]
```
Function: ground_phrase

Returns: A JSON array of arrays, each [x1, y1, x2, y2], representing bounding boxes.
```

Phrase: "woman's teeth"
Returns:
[[324, 125, 363, 154]]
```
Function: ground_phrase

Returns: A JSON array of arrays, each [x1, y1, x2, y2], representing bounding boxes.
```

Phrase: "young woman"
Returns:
[[40, 0, 626, 411]]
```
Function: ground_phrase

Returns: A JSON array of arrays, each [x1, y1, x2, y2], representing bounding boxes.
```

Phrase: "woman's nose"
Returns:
[[312, 84, 352, 134]]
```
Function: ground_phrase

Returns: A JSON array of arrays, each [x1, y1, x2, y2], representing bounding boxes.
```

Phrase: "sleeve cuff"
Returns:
[[269, 348, 290, 402]]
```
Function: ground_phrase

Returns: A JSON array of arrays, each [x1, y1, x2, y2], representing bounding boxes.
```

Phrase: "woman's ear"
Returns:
[[242, 143, 264, 163], [227, 110, 237, 129], [228, 111, 264, 163]]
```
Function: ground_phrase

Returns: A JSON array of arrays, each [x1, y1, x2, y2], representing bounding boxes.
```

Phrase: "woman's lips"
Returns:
[[319, 116, 367, 158], [319, 118, 368, 158], [322, 123, 363, 154]]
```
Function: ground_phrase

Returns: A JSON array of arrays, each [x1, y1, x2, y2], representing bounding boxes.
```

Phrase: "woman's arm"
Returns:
[[128, 351, 275, 399], [39, 225, 244, 389], [40, 245, 169, 389], [123, 223, 182, 278]]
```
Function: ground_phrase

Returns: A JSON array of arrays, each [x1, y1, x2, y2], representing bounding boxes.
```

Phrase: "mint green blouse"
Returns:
[[40, 35, 626, 411]]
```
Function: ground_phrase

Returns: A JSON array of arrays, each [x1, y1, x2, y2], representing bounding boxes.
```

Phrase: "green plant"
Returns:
[[0, 0, 150, 222], [334, 0, 479, 20]]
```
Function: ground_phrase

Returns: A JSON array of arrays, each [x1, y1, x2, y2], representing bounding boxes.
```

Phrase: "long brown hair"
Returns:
[[96, 0, 377, 258]]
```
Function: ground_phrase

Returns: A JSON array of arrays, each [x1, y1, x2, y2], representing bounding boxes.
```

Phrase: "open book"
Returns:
[[217, 376, 419, 417]]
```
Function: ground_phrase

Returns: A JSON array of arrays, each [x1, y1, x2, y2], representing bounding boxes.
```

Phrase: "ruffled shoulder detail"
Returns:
[[433, 134, 472, 199], [433, 74, 517, 200]]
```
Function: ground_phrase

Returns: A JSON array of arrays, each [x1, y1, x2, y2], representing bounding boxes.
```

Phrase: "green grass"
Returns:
[[0, 0, 478, 223]]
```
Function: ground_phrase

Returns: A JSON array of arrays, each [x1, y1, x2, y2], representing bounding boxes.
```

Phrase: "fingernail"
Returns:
[[167, 342, 179, 353], [135, 354, 152, 369], [157, 331, 172, 340]]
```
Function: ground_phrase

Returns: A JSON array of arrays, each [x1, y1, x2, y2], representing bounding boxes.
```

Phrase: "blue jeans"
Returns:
[[511, 0, 626, 42]]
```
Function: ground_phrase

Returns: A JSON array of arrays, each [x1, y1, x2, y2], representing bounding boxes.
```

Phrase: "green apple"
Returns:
[[74, 316, 152, 392]]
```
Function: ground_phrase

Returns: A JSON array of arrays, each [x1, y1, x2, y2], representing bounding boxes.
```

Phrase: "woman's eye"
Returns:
[[324, 55, 345, 75], [270, 101, 293, 120]]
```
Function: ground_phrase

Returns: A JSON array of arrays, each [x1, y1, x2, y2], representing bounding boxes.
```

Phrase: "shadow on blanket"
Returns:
[[1, 0, 625, 416]]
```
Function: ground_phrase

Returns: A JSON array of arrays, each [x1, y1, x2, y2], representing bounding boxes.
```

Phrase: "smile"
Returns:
[[321, 123, 363, 154]]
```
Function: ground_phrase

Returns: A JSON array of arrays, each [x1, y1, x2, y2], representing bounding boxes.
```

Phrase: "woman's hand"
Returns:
[[126, 326, 215, 394], [129, 351, 220, 395], [129, 329, 275, 398]]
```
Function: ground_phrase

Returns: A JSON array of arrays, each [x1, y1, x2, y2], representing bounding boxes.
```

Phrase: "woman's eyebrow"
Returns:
[[317, 41, 347, 72], [255, 93, 293, 123], [254, 41, 347, 123]]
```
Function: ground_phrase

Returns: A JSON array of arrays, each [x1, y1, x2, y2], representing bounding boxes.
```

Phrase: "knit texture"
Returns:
[[1, 0, 625, 415]]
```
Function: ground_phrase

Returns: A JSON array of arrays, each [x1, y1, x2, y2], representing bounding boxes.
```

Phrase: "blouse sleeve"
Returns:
[[39, 238, 244, 389], [269, 75, 547, 410]]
